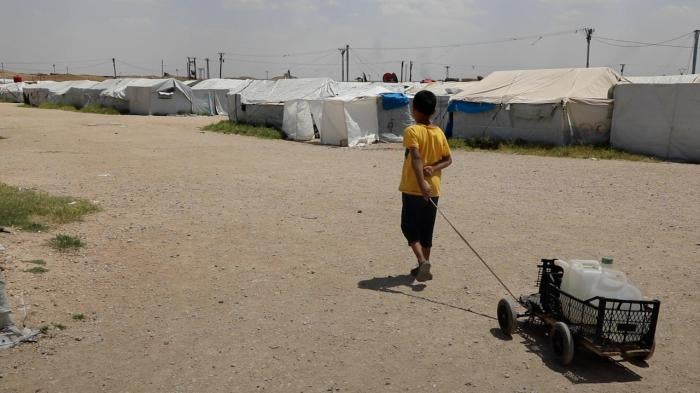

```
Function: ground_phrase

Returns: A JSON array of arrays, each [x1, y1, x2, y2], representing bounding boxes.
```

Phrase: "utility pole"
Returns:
[[620, 63, 626, 76], [346, 44, 350, 82], [193, 57, 197, 79], [444, 65, 450, 80], [66, 66, 69, 75], [338, 47, 346, 82], [205, 58, 210, 79], [692, 29, 699, 74], [409, 61, 413, 82], [401, 61, 405, 82], [585, 27, 595, 68], [52, 64, 56, 74], [112, 58, 117, 78], [218, 52, 224, 78], [176, 68, 179, 77], [161, 59, 164, 77], [186, 57, 191, 79]]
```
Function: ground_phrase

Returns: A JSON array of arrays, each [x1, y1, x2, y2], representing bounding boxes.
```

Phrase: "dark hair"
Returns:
[[413, 90, 437, 115]]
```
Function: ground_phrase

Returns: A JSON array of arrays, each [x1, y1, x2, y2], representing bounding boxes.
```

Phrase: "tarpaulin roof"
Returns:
[[406, 81, 474, 96], [621, 74, 700, 84], [191, 78, 252, 91], [236, 78, 336, 104], [451, 67, 621, 105]]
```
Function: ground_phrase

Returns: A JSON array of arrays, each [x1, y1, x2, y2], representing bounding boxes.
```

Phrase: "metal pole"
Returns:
[[692, 30, 699, 74], [346, 44, 350, 82], [445, 65, 450, 80], [339, 48, 345, 82], [161, 59, 164, 77], [112, 58, 117, 78], [401, 61, 404, 83], [409, 61, 413, 82], [205, 58, 210, 79], [218, 52, 224, 78]]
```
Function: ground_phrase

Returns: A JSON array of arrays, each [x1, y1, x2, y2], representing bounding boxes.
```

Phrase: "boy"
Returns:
[[399, 90, 452, 282]]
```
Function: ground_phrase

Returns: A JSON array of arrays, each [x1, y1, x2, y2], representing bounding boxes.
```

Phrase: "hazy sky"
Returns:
[[1, 0, 699, 79]]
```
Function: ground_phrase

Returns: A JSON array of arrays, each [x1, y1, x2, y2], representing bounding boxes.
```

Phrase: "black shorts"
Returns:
[[401, 193, 439, 248]]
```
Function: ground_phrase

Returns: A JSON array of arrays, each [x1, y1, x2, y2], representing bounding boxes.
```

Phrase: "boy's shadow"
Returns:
[[357, 274, 427, 292]]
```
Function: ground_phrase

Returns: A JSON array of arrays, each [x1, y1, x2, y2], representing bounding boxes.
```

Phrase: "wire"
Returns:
[[220, 48, 337, 58], [594, 32, 694, 49], [353, 29, 578, 51]]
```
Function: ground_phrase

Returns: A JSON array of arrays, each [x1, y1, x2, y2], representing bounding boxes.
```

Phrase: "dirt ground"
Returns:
[[0, 103, 698, 393]]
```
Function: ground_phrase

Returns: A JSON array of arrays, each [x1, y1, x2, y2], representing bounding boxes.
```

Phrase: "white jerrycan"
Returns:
[[554, 259, 603, 323]]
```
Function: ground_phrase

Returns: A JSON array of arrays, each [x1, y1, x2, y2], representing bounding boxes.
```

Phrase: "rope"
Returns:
[[430, 199, 519, 301]]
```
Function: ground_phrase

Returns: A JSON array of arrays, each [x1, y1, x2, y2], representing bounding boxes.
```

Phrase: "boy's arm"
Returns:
[[424, 155, 452, 175], [409, 147, 432, 199]]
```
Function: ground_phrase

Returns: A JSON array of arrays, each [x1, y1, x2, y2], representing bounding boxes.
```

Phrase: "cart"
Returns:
[[496, 259, 660, 365]]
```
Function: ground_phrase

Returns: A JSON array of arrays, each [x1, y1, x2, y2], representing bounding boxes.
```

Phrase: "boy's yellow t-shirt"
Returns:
[[399, 124, 451, 197]]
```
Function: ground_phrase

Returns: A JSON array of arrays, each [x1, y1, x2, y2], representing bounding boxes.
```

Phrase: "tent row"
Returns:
[[2, 69, 698, 162]]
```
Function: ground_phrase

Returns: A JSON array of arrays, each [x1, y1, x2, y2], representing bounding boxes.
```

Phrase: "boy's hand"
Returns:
[[423, 166, 434, 176], [420, 180, 432, 199]]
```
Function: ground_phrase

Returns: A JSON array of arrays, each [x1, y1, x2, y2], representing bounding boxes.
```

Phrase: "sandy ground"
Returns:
[[0, 103, 698, 393]]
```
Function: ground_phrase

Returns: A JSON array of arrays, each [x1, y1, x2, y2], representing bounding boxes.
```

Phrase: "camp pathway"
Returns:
[[0, 103, 698, 392]]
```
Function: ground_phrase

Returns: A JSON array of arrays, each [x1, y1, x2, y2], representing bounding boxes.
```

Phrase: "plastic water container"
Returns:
[[554, 257, 643, 324]]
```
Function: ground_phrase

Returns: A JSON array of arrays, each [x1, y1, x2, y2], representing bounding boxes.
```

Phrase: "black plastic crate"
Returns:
[[536, 259, 659, 349]]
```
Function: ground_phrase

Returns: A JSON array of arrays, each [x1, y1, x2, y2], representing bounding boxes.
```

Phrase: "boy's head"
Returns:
[[412, 90, 437, 121]]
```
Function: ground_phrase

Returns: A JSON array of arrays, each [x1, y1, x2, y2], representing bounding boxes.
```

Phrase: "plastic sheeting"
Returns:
[[451, 67, 620, 105], [611, 83, 700, 162], [380, 93, 410, 110], [0, 82, 25, 103], [125, 79, 205, 115], [283, 100, 318, 141], [191, 79, 252, 115], [318, 86, 390, 147], [23, 81, 57, 106], [621, 74, 700, 84], [46, 80, 99, 107]]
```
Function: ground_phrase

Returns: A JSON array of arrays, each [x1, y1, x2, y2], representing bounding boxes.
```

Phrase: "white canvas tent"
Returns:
[[191, 79, 252, 115], [611, 83, 700, 162], [407, 82, 475, 135], [45, 80, 99, 108], [22, 81, 57, 106], [318, 85, 391, 147], [125, 79, 205, 115], [449, 68, 621, 145], [228, 78, 336, 129], [622, 74, 700, 84], [0, 82, 25, 103]]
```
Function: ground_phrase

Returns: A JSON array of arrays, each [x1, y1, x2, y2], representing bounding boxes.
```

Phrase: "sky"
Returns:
[[1, 0, 699, 80]]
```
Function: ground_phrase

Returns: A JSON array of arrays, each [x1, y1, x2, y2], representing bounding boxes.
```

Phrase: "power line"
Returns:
[[594, 32, 694, 48], [352, 29, 579, 51]]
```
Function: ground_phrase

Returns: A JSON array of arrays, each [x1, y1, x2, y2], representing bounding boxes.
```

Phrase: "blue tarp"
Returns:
[[448, 101, 497, 114], [380, 93, 410, 110]]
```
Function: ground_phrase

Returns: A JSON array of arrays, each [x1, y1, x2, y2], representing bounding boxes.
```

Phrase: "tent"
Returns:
[[228, 78, 336, 129], [449, 68, 621, 145], [22, 81, 57, 106], [611, 82, 700, 162], [191, 79, 252, 115], [407, 82, 475, 136], [377, 93, 413, 141], [318, 85, 391, 147], [45, 80, 99, 108], [125, 79, 205, 115], [0, 82, 25, 103], [622, 74, 700, 84]]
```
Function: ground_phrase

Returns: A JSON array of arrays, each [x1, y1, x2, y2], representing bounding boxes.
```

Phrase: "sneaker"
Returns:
[[415, 262, 433, 282]]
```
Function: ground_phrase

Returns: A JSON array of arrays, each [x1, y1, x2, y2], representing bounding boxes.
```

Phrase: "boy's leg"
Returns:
[[402, 194, 428, 277], [414, 197, 439, 282]]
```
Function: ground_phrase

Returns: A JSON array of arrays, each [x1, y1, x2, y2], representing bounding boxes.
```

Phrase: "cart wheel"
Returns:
[[550, 322, 574, 366], [497, 298, 518, 336]]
